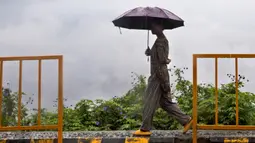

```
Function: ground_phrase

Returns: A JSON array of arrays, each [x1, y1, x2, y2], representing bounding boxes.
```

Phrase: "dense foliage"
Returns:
[[1, 66, 255, 131]]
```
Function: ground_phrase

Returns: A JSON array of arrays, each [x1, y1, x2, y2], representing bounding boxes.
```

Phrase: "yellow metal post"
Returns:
[[0, 61, 3, 127], [192, 55, 198, 143], [215, 58, 218, 125], [18, 60, 23, 126], [235, 58, 239, 125], [58, 56, 63, 143], [38, 60, 42, 126]]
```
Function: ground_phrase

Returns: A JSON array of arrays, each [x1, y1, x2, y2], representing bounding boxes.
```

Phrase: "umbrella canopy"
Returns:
[[112, 7, 184, 30]]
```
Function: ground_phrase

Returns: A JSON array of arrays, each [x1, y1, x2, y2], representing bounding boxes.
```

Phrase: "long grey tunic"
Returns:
[[140, 36, 190, 131]]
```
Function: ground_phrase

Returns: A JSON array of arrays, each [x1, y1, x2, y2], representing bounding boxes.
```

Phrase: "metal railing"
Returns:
[[192, 54, 255, 143], [0, 55, 63, 143]]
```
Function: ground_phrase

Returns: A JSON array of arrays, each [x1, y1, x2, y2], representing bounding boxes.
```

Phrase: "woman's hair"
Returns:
[[151, 19, 164, 29]]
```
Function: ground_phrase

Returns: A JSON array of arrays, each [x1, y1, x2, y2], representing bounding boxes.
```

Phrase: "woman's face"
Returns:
[[151, 23, 162, 35], [151, 23, 157, 34]]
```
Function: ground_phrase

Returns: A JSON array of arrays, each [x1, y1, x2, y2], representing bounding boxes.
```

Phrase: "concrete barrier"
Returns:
[[0, 130, 253, 143]]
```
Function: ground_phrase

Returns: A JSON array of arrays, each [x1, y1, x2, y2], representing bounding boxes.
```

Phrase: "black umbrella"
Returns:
[[112, 7, 184, 50]]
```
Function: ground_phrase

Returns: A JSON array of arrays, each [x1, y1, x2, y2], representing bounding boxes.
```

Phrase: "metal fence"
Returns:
[[192, 54, 255, 143], [0, 55, 63, 143]]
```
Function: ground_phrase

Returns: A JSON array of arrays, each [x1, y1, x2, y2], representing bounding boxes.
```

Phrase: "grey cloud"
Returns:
[[1, 0, 255, 110], [0, 0, 34, 29]]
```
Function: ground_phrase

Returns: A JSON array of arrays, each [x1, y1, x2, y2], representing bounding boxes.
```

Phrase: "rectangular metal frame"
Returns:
[[0, 55, 63, 143], [192, 54, 255, 143]]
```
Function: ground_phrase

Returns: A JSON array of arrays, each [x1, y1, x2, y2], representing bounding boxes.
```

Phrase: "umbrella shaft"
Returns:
[[147, 30, 149, 48]]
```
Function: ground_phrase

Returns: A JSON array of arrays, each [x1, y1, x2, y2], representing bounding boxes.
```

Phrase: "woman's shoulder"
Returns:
[[155, 37, 168, 47]]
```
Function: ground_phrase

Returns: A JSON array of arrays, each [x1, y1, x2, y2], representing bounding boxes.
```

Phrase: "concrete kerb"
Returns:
[[0, 130, 254, 143]]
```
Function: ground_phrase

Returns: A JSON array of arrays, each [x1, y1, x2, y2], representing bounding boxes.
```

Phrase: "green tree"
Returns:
[[171, 67, 255, 126], [1, 86, 30, 126]]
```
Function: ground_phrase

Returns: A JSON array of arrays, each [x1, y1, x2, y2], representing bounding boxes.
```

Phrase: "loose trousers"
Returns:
[[140, 74, 190, 131]]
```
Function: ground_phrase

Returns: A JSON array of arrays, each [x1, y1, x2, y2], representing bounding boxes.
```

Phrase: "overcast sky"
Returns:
[[1, 0, 255, 110]]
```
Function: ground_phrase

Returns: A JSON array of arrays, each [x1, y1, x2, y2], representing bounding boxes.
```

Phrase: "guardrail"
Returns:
[[192, 54, 255, 143], [0, 55, 63, 143]]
